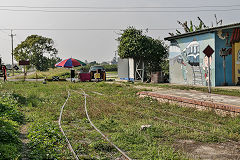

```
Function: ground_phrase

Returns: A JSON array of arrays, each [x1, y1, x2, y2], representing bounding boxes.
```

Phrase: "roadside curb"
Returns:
[[137, 91, 240, 113]]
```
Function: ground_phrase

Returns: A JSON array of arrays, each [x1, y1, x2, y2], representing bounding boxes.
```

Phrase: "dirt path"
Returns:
[[8, 71, 36, 79], [174, 140, 240, 160], [20, 124, 30, 160]]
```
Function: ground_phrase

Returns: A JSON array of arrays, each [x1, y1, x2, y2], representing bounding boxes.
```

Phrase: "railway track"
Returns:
[[58, 90, 132, 160], [58, 88, 239, 159]]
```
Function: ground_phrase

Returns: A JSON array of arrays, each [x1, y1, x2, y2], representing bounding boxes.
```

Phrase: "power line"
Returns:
[[0, 4, 240, 9], [0, 8, 240, 13], [0, 28, 182, 31]]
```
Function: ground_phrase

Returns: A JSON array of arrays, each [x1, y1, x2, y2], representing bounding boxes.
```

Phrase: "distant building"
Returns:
[[165, 22, 240, 86]]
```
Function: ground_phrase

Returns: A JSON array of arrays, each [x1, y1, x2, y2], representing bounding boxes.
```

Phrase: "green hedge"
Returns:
[[77, 64, 117, 72]]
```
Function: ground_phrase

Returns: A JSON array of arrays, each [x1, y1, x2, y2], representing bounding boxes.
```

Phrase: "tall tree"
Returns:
[[14, 35, 60, 71], [117, 27, 168, 73]]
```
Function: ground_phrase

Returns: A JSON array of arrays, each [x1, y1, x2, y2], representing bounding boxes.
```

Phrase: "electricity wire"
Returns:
[[0, 4, 240, 9], [0, 28, 182, 31], [0, 8, 240, 13]]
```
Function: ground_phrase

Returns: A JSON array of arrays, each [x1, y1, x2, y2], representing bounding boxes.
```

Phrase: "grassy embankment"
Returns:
[[0, 81, 239, 159]]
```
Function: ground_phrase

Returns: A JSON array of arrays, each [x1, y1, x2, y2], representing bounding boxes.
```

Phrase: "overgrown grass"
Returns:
[[0, 81, 239, 159]]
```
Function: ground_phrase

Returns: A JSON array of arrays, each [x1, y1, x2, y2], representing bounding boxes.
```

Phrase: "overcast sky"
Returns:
[[0, 0, 240, 64]]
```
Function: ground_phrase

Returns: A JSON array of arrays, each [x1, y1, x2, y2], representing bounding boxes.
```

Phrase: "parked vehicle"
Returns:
[[89, 65, 106, 81]]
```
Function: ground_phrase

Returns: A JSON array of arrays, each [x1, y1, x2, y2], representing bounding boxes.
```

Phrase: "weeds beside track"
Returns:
[[87, 90, 240, 143], [59, 89, 132, 159]]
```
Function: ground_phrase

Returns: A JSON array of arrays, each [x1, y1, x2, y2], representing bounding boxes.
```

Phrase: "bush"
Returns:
[[28, 121, 64, 159], [0, 118, 20, 144], [102, 64, 117, 72], [0, 93, 24, 123], [0, 143, 20, 159], [0, 93, 23, 159], [77, 64, 117, 72]]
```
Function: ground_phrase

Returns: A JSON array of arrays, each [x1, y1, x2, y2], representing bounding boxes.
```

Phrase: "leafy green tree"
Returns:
[[117, 27, 168, 73], [14, 35, 60, 71]]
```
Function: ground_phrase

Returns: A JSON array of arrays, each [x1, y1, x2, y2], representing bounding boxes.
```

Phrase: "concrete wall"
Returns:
[[169, 33, 216, 86]]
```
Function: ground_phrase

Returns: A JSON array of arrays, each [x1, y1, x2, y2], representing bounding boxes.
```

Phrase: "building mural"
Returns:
[[202, 55, 212, 86], [169, 33, 215, 86], [166, 23, 240, 86], [215, 28, 233, 86], [182, 40, 203, 85]]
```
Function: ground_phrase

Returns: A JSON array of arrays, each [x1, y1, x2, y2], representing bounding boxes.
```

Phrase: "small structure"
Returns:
[[118, 58, 145, 82], [118, 58, 135, 81], [165, 22, 240, 86]]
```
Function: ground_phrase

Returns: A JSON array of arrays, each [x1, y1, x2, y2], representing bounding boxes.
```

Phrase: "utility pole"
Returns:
[[9, 30, 16, 76]]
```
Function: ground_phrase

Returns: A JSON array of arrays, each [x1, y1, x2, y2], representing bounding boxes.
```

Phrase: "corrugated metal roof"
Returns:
[[164, 22, 240, 41]]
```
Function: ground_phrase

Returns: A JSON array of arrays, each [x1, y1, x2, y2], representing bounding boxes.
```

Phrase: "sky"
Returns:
[[0, 0, 240, 64]]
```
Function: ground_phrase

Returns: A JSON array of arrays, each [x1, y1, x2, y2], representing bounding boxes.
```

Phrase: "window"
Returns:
[[193, 46, 196, 53]]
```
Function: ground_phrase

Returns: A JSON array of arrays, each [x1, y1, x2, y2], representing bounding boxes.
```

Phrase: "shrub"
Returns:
[[102, 64, 117, 72], [0, 93, 23, 159], [0, 93, 24, 123], [77, 64, 117, 72], [0, 143, 20, 159]]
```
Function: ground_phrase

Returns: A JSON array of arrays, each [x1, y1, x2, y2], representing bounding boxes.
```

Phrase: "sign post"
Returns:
[[203, 45, 214, 93], [19, 60, 30, 81]]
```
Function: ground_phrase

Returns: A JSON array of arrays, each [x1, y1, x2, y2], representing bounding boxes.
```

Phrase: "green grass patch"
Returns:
[[0, 81, 239, 159], [27, 121, 65, 159]]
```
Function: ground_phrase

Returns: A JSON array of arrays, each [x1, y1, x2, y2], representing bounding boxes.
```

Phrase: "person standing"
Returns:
[[2, 65, 7, 82]]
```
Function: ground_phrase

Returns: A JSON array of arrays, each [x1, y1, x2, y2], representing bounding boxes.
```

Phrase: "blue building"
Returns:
[[165, 23, 240, 87]]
